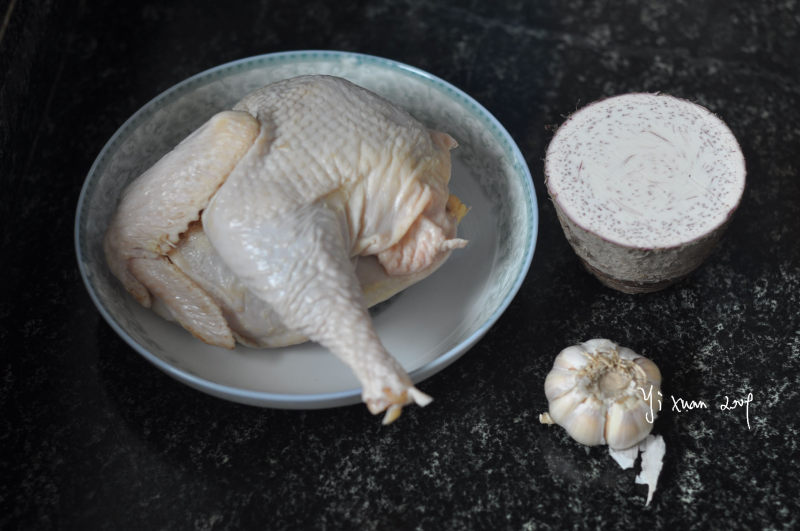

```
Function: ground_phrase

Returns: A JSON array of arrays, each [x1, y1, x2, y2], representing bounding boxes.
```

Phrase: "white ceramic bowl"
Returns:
[[75, 51, 538, 409]]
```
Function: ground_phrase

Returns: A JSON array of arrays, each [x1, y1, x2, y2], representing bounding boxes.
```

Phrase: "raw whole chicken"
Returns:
[[104, 75, 468, 422]]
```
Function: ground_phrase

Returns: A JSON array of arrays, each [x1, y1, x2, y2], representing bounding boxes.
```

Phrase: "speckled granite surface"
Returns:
[[2, 1, 799, 529]]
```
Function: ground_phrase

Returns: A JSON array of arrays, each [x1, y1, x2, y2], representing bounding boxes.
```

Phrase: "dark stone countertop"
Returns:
[[2, 1, 798, 529]]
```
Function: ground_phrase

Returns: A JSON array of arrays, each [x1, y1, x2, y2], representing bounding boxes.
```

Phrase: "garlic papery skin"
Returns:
[[542, 339, 662, 450]]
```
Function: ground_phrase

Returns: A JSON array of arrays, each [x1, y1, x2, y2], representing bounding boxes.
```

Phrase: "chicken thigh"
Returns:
[[104, 75, 467, 422]]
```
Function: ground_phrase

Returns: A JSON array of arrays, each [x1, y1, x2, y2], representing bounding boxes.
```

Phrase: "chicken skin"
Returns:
[[104, 75, 467, 422]]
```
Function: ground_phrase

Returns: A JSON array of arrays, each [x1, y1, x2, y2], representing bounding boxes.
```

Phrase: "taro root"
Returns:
[[545, 93, 746, 293]]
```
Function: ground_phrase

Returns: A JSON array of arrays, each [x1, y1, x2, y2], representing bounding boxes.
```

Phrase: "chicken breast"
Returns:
[[104, 75, 467, 422]]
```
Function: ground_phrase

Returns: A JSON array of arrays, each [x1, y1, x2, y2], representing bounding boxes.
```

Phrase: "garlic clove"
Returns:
[[544, 367, 578, 401], [553, 345, 591, 371], [561, 395, 607, 446], [634, 357, 662, 389], [582, 338, 617, 352], [617, 345, 640, 361], [547, 386, 588, 425], [605, 397, 653, 450]]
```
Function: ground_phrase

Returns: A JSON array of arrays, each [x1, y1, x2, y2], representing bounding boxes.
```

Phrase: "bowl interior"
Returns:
[[75, 51, 538, 409]]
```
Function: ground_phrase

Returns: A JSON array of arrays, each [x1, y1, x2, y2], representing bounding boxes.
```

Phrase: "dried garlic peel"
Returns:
[[608, 444, 638, 470], [607, 434, 667, 506], [634, 434, 666, 506]]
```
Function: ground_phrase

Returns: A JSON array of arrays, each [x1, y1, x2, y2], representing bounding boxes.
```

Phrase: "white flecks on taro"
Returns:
[[545, 93, 746, 293], [541, 339, 666, 505]]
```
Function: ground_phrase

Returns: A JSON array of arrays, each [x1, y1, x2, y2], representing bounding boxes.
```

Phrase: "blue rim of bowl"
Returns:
[[75, 50, 538, 409]]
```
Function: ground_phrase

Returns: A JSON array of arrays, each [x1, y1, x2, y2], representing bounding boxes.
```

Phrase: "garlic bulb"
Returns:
[[541, 339, 661, 450]]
